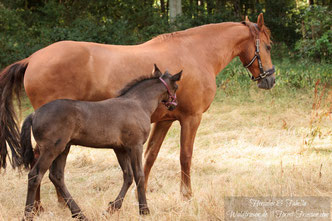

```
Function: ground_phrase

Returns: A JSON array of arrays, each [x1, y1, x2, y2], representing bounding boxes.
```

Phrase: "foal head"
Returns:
[[153, 64, 182, 111], [239, 13, 275, 90]]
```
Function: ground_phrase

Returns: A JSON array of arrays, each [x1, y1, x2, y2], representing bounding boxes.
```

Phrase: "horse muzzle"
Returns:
[[258, 74, 275, 89]]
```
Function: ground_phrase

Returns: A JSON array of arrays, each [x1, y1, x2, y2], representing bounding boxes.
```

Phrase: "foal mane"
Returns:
[[118, 75, 160, 97]]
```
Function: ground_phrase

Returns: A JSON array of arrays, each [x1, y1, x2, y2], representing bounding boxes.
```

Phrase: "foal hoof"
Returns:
[[72, 212, 88, 220], [22, 216, 33, 221], [22, 212, 35, 221], [33, 201, 44, 215], [139, 207, 150, 215], [107, 200, 122, 214]]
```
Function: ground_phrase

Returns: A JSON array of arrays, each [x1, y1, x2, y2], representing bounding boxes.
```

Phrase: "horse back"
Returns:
[[24, 40, 217, 121]]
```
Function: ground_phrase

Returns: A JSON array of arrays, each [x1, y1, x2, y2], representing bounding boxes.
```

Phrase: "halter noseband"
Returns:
[[243, 39, 275, 81], [159, 77, 177, 109]]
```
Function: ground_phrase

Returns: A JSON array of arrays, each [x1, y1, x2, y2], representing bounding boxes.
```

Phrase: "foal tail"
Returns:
[[20, 114, 34, 169], [0, 58, 29, 169]]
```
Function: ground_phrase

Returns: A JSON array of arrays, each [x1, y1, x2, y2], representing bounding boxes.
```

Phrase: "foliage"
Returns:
[[295, 5, 332, 62], [264, 0, 301, 46], [216, 57, 331, 92], [0, 0, 331, 87]]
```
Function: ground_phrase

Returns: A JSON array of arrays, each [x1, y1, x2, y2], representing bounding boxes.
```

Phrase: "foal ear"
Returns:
[[171, 70, 182, 81], [245, 16, 250, 22], [257, 13, 264, 29], [152, 64, 162, 77]]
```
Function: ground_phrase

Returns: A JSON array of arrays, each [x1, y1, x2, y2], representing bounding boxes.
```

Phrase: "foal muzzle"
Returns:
[[163, 95, 177, 110]]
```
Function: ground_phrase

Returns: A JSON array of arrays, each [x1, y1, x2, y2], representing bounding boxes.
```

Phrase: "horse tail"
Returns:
[[20, 114, 34, 169], [0, 58, 29, 169]]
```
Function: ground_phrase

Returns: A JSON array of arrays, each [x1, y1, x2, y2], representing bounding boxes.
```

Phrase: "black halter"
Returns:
[[243, 39, 275, 81]]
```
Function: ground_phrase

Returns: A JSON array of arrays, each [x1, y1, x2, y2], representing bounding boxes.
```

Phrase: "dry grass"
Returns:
[[0, 87, 331, 220]]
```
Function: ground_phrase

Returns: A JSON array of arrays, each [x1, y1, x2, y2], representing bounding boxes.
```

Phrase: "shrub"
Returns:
[[295, 5, 332, 62]]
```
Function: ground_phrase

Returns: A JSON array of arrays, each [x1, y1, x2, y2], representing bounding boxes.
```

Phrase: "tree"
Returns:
[[169, 0, 182, 22]]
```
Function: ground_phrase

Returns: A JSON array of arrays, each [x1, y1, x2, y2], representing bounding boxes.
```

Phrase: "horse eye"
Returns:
[[266, 45, 271, 51]]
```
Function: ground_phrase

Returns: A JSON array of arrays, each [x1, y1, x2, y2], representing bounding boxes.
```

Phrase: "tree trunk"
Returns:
[[169, 0, 182, 22], [161, 0, 166, 15], [206, 0, 214, 15]]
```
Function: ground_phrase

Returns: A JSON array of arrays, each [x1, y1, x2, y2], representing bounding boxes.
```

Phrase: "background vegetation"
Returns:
[[0, 0, 331, 88]]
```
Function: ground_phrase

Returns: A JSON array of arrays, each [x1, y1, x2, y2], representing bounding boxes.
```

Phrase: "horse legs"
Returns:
[[130, 144, 149, 215], [143, 120, 173, 191], [24, 149, 58, 220], [179, 114, 202, 199], [107, 149, 133, 213], [48, 145, 87, 220]]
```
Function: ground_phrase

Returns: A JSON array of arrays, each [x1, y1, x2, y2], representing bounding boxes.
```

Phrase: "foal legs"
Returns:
[[24, 150, 58, 220], [49, 145, 86, 220], [29, 148, 44, 214], [130, 144, 149, 215], [107, 149, 133, 212]]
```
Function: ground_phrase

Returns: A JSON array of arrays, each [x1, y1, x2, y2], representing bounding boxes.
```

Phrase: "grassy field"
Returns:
[[0, 82, 331, 220]]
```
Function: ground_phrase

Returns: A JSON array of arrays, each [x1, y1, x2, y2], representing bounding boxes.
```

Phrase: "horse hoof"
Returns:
[[107, 200, 122, 213], [181, 190, 192, 201], [139, 207, 150, 215]]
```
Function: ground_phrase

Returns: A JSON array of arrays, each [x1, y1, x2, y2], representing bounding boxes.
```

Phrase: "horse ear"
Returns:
[[152, 64, 162, 77], [245, 16, 250, 22], [257, 13, 264, 29], [171, 70, 182, 81]]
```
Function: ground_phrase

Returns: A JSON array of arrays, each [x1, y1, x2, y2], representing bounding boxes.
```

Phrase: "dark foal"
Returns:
[[20, 65, 182, 220]]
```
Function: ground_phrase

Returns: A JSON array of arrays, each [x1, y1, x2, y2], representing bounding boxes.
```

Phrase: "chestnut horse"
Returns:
[[0, 14, 275, 210]]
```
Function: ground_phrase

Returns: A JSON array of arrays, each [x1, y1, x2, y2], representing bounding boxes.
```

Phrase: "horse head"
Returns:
[[239, 13, 275, 90]]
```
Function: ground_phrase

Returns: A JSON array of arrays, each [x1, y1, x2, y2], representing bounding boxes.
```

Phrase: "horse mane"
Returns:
[[151, 23, 212, 41], [241, 21, 271, 41], [152, 21, 271, 44], [118, 75, 160, 97], [153, 32, 181, 41]]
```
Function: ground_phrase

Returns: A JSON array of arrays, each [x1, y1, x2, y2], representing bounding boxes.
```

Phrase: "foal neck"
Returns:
[[120, 79, 166, 115]]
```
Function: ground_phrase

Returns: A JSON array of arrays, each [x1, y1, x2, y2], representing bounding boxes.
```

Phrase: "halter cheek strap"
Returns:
[[159, 77, 177, 108], [244, 39, 275, 81]]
